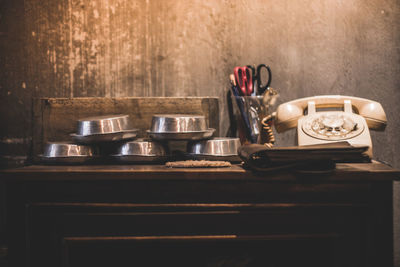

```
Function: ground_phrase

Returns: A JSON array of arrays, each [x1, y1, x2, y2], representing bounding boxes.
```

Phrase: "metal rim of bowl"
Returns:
[[110, 154, 170, 163], [39, 154, 93, 158], [186, 154, 242, 163], [70, 129, 139, 144], [71, 128, 139, 137], [146, 128, 215, 141], [38, 154, 95, 164]]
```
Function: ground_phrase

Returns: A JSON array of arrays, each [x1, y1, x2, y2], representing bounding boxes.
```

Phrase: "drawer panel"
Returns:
[[26, 202, 367, 266], [22, 180, 373, 204], [28, 202, 366, 236], [63, 235, 345, 267]]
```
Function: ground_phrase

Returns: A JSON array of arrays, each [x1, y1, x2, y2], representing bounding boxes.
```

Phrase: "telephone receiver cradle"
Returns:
[[274, 95, 387, 157]]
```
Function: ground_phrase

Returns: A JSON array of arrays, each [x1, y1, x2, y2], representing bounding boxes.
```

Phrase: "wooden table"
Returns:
[[1, 163, 399, 267]]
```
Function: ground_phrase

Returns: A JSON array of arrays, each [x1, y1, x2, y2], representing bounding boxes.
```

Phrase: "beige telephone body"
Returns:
[[274, 95, 387, 157]]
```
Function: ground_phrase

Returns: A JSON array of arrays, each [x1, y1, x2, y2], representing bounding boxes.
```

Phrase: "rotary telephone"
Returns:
[[273, 95, 387, 156]]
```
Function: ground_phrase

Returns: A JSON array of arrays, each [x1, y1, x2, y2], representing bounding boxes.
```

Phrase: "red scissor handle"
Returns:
[[234, 66, 253, 96]]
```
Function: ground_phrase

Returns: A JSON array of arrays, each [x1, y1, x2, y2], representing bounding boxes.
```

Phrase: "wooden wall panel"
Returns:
[[31, 97, 219, 160]]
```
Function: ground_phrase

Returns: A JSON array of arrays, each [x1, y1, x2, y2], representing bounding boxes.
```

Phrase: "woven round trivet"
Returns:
[[165, 160, 231, 168]]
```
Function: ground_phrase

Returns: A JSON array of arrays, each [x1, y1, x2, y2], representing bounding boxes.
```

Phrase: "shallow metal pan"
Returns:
[[71, 129, 139, 144], [39, 155, 96, 164], [110, 155, 170, 163]]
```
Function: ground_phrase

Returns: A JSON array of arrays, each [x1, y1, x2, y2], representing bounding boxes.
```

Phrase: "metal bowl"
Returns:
[[186, 138, 241, 162], [150, 114, 207, 133], [111, 139, 169, 163], [76, 114, 132, 136], [115, 139, 168, 156], [187, 137, 241, 156], [39, 142, 96, 164], [43, 142, 95, 157]]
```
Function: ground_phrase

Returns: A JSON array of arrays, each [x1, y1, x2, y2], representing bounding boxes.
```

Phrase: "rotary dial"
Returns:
[[302, 113, 364, 141]]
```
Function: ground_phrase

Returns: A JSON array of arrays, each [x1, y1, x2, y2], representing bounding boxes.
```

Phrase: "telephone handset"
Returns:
[[274, 95, 387, 156]]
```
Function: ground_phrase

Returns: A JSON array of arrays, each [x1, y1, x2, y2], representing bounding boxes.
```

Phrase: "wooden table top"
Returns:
[[1, 161, 399, 182]]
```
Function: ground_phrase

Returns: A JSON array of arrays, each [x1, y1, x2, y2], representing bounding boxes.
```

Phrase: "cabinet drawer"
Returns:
[[26, 202, 368, 266], [28, 202, 366, 236], [64, 235, 343, 267]]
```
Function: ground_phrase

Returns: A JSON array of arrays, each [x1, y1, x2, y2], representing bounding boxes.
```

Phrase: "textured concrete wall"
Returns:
[[1, 0, 399, 264]]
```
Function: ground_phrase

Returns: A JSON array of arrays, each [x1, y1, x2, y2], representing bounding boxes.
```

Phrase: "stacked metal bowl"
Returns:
[[39, 113, 242, 164], [39, 142, 97, 164], [186, 137, 241, 162], [40, 114, 140, 164], [71, 114, 139, 143], [147, 114, 215, 140], [111, 139, 169, 163], [147, 114, 241, 162]]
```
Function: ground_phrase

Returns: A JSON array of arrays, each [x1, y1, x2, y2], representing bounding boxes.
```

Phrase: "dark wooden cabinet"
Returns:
[[1, 163, 399, 267]]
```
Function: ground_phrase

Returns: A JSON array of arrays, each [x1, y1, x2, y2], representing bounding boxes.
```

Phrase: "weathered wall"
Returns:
[[1, 0, 400, 265], [3, 0, 400, 163]]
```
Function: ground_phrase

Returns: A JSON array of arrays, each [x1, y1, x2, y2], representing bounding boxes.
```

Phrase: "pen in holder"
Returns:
[[229, 75, 279, 145], [230, 95, 263, 144]]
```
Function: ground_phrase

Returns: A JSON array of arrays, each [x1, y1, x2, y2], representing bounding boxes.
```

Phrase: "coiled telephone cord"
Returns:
[[261, 114, 275, 148]]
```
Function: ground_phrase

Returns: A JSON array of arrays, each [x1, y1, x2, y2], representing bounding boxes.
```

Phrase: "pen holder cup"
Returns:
[[230, 95, 275, 145]]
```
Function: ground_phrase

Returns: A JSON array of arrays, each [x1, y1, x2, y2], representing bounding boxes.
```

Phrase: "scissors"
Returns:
[[233, 66, 253, 96], [246, 64, 272, 95]]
